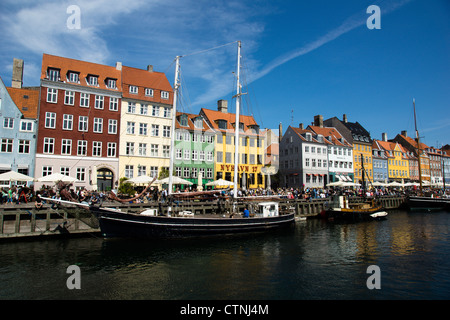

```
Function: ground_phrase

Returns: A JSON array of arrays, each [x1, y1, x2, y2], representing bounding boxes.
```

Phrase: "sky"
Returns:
[[1, 0, 449, 148]]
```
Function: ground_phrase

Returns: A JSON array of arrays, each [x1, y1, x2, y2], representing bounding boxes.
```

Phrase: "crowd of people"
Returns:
[[1, 183, 448, 209]]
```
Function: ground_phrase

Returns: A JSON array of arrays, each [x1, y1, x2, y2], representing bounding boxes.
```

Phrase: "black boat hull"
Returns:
[[406, 196, 450, 211], [95, 209, 296, 239]]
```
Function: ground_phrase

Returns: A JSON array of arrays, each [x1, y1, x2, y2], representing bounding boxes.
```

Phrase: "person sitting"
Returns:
[[35, 192, 43, 210], [243, 207, 250, 218]]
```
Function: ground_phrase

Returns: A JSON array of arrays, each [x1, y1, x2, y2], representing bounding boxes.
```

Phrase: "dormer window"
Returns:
[[180, 114, 188, 127], [248, 124, 260, 134], [87, 75, 98, 86], [194, 117, 203, 129], [48, 68, 60, 81], [305, 133, 312, 141], [145, 88, 154, 96], [217, 120, 227, 130], [129, 85, 138, 94], [105, 78, 116, 89], [161, 91, 169, 99], [67, 71, 79, 83]]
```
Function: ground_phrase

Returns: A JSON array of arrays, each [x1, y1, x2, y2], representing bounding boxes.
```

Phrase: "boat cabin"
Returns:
[[254, 202, 279, 217]]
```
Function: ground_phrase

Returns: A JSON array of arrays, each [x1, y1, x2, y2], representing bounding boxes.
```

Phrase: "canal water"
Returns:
[[0, 209, 449, 301]]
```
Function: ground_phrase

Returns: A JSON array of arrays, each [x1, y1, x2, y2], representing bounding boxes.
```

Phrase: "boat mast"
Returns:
[[169, 55, 181, 195], [413, 98, 423, 194], [233, 41, 242, 199]]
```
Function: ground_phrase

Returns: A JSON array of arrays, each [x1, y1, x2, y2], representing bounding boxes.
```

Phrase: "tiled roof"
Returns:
[[175, 112, 213, 132], [6, 86, 39, 119], [200, 108, 260, 135], [41, 53, 122, 91], [307, 125, 352, 147], [121, 65, 173, 104]]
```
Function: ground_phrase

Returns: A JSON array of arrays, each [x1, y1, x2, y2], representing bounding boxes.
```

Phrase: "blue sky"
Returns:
[[1, 0, 449, 148]]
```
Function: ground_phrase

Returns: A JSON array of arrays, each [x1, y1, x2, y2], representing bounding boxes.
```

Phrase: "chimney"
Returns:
[[343, 114, 348, 123], [314, 115, 323, 128], [147, 65, 153, 72], [115, 62, 122, 71], [401, 130, 407, 137], [382, 133, 388, 141], [217, 99, 228, 113], [12, 58, 24, 89], [299, 123, 304, 130], [279, 122, 283, 143]]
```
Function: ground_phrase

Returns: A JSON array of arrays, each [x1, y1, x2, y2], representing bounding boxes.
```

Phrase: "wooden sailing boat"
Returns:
[[405, 99, 450, 211], [90, 41, 295, 238]]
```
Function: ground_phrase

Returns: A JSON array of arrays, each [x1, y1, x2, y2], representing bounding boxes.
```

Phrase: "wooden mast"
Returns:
[[168, 56, 181, 195], [233, 41, 242, 199]]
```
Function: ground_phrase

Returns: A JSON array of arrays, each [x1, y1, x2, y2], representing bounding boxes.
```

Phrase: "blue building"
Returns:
[[0, 70, 39, 187], [372, 140, 388, 183]]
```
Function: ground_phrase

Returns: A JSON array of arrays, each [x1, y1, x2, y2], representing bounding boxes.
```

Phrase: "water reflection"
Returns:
[[0, 210, 449, 299]]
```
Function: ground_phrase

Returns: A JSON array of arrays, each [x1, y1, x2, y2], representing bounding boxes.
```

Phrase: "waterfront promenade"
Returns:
[[0, 195, 405, 240]]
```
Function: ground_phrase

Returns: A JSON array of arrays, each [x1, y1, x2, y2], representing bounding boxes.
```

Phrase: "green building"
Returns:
[[174, 112, 215, 190]]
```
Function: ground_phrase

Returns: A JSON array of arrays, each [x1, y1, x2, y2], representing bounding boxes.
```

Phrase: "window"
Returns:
[[18, 140, 30, 154], [78, 116, 88, 132], [68, 72, 79, 83], [163, 145, 170, 158], [151, 124, 159, 136], [161, 91, 169, 99], [3, 118, 14, 129], [129, 85, 138, 94], [60, 167, 70, 176], [176, 149, 182, 160], [216, 151, 223, 163], [61, 139, 72, 155], [127, 102, 136, 113], [76, 168, 86, 181], [48, 68, 60, 81], [106, 79, 116, 89], [163, 126, 170, 138], [138, 165, 146, 176], [151, 144, 158, 157], [218, 120, 227, 130], [163, 107, 171, 118], [207, 151, 213, 162], [43, 137, 54, 154], [180, 115, 188, 126], [150, 166, 158, 178], [107, 143, 116, 157], [108, 119, 117, 134], [93, 118, 103, 133], [62, 114, 73, 130], [95, 95, 104, 109], [20, 120, 33, 132], [175, 167, 182, 177], [45, 112, 56, 128], [109, 97, 118, 111], [42, 166, 52, 177], [92, 141, 102, 157], [192, 150, 198, 161], [0, 138, 13, 153], [77, 140, 87, 156], [127, 122, 135, 134], [184, 149, 190, 160], [140, 104, 148, 115], [88, 75, 98, 86], [183, 167, 190, 178], [207, 168, 213, 179], [126, 142, 134, 155], [64, 91, 74, 105], [199, 150, 205, 161], [47, 88, 58, 103], [80, 93, 89, 107], [191, 167, 198, 178], [125, 165, 133, 178], [145, 88, 153, 96], [138, 143, 147, 156], [152, 105, 159, 117], [139, 123, 147, 136]]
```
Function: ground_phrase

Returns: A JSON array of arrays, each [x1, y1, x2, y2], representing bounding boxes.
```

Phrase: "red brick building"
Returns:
[[35, 54, 122, 191]]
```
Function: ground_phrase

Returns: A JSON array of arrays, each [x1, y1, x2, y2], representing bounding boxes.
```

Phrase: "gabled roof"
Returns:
[[375, 140, 408, 159], [200, 108, 260, 135], [343, 121, 372, 143], [6, 86, 39, 119], [175, 112, 213, 132], [121, 65, 173, 104], [41, 53, 122, 91], [307, 125, 352, 147]]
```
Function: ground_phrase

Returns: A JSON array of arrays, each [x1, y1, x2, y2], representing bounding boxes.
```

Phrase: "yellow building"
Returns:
[[376, 140, 410, 181], [200, 100, 265, 189], [353, 142, 373, 183]]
